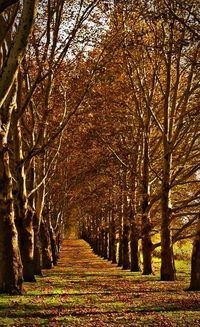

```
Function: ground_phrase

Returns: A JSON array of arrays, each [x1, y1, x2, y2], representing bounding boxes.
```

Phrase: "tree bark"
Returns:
[[117, 208, 123, 267], [0, 130, 23, 294], [189, 215, 200, 290], [122, 173, 130, 270], [141, 129, 153, 275], [130, 209, 140, 272], [122, 223, 130, 270], [12, 101, 35, 282], [117, 167, 130, 269], [33, 154, 46, 273], [33, 220, 42, 275], [16, 207, 35, 282], [49, 223, 58, 266], [142, 209, 153, 275], [108, 210, 117, 264], [0, 0, 39, 108], [0, 0, 38, 295], [0, 210, 23, 294], [40, 219, 52, 269], [160, 27, 176, 281], [0, 0, 19, 14], [103, 229, 108, 259], [161, 121, 176, 280]]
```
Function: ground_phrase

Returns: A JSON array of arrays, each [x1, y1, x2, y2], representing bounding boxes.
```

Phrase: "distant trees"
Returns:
[[0, 0, 104, 294], [72, 0, 200, 288]]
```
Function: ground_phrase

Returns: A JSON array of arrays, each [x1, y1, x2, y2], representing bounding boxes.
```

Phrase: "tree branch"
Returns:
[[0, 0, 18, 14]]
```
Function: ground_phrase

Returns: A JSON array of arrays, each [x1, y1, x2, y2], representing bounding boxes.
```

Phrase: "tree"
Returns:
[[189, 214, 200, 290], [0, 0, 38, 294], [165, 0, 200, 290], [0, 0, 105, 293], [73, 0, 200, 285]]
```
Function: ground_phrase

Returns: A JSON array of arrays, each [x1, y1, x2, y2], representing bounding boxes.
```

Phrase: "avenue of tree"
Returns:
[[0, 0, 200, 295]]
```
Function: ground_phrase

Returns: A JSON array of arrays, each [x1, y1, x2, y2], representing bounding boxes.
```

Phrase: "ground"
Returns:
[[0, 239, 199, 326]]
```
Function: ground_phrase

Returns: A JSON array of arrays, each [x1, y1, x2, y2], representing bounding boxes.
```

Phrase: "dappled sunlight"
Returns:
[[0, 239, 200, 326]]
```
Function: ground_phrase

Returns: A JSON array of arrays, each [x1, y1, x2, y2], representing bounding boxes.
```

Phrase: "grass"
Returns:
[[0, 239, 199, 326]]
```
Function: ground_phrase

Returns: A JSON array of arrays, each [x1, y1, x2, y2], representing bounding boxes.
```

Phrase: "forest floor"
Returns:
[[0, 240, 200, 326]]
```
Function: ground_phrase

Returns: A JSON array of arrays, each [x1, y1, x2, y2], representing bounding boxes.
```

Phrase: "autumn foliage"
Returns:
[[0, 0, 200, 295]]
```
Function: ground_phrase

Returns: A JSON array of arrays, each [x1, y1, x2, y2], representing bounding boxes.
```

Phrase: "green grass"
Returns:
[[0, 239, 199, 326]]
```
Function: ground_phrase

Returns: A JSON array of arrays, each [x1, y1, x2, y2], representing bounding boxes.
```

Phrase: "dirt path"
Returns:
[[0, 239, 200, 326]]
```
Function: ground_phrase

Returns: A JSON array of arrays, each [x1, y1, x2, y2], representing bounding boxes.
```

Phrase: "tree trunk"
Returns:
[[0, 0, 39, 108], [12, 105, 35, 282], [33, 224, 42, 275], [141, 123, 153, 275], [0, 205, 23, 294], [122, 223, 130, 270], [130, 209, 140, 272], [109, 211, 117, 264], [160, 31, 176, 281], [142, 212, 153, 275], [0, 135, 23, 294], [33, 154, 46, 273], [49, 223, 58, 266], [120, 168, 130, 270], [93, 220, 98, 255], [122, 183, 130, 270], [161, 227, 176, 281], [103, 229, 108, 259], [0, 0, 39, 293], [117, 211, 123, 267], [96, 230, 101, 256], [99, 229, 104, 257], [161, 146, 176, 281], [40, 219, 52, 269], [18, 208, 35, 282], [189, 215, 200, 290], [142, 235, 153, 275]]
